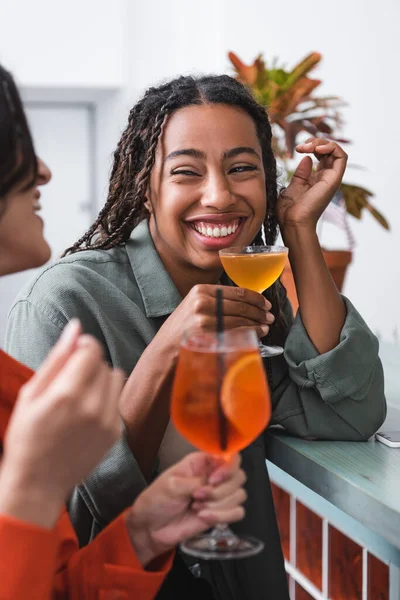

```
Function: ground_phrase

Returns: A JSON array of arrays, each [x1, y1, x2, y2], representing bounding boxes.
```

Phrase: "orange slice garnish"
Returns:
[[221, 353, 271, 439]]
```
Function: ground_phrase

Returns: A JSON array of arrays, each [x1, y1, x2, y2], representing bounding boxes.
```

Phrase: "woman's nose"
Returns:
[[200, 175, 236, 211], [36, 157, 52, 186]]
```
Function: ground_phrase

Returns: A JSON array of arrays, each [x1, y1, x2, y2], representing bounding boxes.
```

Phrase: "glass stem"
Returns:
[[212, 523, 237, 538]]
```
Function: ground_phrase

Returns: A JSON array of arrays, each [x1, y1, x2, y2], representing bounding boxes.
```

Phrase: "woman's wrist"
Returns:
[[0, 460, 63, 529], [125, 506, 160, 567], [280, 222, 319, 248]]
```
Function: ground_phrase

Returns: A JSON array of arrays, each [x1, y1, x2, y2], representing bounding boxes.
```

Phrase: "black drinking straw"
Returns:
[[216, 289, 228, 452]]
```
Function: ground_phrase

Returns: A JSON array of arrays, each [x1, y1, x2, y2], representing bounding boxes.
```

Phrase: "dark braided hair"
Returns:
[[64, 74, 288, 342]]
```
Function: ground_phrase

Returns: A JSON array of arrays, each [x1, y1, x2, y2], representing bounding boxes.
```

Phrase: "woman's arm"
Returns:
[[269, 293, 386, 441], [278, 138, 348, 354], [282, 227, 346, 354]]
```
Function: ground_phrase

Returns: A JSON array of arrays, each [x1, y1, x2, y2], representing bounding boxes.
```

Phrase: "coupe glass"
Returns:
[[219, 245, 288, 357]]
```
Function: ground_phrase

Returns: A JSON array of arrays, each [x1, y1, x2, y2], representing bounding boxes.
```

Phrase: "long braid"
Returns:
[[102, 96, 178, 247]]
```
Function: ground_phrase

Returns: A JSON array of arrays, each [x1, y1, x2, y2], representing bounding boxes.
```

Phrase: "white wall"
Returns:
[[0, 0, 398, 342], [0, 0, 124, 89]]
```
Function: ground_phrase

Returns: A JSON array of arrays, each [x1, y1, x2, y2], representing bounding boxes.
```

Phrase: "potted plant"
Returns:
[[228, 51, 389, 310]]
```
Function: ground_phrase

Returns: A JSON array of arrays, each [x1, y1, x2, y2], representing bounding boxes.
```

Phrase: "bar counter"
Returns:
[[265, 342, 400, 600]]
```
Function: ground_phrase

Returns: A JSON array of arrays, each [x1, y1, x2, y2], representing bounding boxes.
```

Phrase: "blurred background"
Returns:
[[0, 0, 398, 347]]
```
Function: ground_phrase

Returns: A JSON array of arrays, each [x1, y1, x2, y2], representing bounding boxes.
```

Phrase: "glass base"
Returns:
[[259, 342, 284, 358], [180, 531, 264, 560]]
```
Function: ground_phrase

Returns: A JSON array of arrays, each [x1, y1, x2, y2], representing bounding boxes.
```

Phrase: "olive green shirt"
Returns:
[[5, 219, 386, 598]]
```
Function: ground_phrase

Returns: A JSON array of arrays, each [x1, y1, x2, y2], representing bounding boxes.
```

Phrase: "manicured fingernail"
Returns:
[[60, 319, 80, 343], [266, 313, 275, 324]]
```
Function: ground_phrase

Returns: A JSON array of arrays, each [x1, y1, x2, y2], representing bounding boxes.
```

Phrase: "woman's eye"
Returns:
[[229, 165, 257, 174], [171, 169, 200, 177]]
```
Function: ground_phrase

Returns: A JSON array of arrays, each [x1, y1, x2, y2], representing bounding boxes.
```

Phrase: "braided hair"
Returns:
[[64, 74, 288, 339]]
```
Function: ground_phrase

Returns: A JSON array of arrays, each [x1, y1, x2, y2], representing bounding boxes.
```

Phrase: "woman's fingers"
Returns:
[[208, 453, 242, 485], [192, 470, 247, 508], [197, 505, 246, 525], [295, 138, 347, 178], [193, 284, 271, 311], [192, 455, 246, 503], [222, 299, 272, 324]]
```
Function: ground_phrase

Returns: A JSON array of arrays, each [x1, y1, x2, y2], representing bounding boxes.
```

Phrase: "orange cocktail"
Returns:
[[171, 329, 271, 457], [219, 247, 288, 294], [219, 245, 289, 359]]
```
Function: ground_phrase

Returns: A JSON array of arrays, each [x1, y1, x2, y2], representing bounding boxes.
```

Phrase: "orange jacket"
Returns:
[[0, 349, 173, 599]]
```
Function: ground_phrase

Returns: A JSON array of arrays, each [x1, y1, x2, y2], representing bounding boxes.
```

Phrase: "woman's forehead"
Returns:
[[160, 104, 260, 154]]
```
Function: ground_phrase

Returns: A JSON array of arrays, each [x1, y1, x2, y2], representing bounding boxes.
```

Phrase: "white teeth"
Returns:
[[192, 220, 240, 238]]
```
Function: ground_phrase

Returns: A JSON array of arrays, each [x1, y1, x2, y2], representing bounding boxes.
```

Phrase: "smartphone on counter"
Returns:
[[375, 431, 400, 448]]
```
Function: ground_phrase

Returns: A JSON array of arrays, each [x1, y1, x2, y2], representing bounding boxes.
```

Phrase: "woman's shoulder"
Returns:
[[14, 246, 132, 306]]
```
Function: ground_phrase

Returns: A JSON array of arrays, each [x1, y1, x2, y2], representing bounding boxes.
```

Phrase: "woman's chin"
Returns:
[[5, 242, 52, 275]]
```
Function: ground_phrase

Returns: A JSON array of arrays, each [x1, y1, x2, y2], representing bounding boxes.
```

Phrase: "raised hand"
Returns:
[[125, 453, 246, 566], [0, 320, 124, 528], [276, 137, 348, 232]]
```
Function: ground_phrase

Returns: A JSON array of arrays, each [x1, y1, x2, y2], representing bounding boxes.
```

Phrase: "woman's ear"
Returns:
[[144, 185, 153, 214]]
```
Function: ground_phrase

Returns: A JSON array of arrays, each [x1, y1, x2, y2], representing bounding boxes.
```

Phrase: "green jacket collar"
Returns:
[[126, 219, 182, 318]]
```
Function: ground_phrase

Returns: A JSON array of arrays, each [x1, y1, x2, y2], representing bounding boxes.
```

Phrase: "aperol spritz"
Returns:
[[171, 327, 271, 559]]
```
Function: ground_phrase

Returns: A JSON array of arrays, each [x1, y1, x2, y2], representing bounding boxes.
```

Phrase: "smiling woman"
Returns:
[[6, 74, 386, 600]]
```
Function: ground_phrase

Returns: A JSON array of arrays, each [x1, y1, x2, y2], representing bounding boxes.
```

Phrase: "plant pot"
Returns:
[[281, 250, 353, 313]]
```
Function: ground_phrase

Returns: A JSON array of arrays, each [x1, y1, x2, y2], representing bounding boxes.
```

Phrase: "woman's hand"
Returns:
[[126, 453, 246, 566], [154, 284, 274, 361], [0, 320, 124, 528], [276, 138, 348, 234]]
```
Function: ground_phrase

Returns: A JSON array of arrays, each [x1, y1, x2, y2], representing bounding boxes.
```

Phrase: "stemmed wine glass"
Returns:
[[171, 326, 271, 559]]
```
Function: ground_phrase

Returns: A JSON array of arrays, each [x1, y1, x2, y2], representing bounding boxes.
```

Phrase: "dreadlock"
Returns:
[[64, 74, 288, 342]]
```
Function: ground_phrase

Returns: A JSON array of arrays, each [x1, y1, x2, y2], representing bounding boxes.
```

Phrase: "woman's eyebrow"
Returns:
[[164, 146, 261, 164], [223, 146, 261, 160], [164, 148, 206, 163]]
